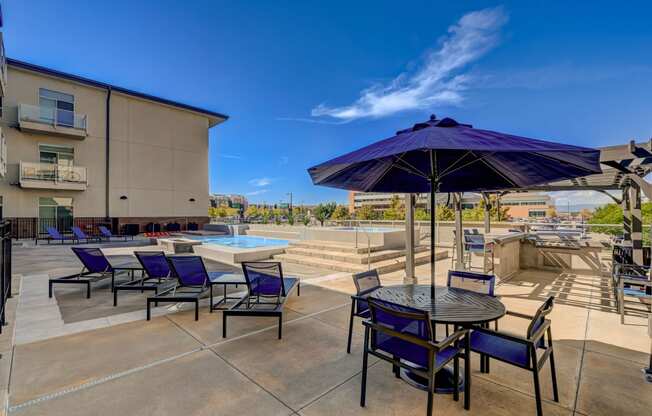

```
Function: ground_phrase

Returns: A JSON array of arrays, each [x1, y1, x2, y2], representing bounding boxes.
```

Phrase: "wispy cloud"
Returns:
[[308, 7, 507, 122], [247, 189, 269, 196], [248, 177, 273, 187], [220, 153, 244, 160]]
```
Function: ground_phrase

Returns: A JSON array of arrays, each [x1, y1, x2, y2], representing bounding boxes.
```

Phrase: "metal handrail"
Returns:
[[19, 161, 87, 184], [18, 103, 87, 130]]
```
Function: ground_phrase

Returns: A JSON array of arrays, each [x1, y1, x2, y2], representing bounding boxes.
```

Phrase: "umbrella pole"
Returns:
[[430, 181, 436, 298]]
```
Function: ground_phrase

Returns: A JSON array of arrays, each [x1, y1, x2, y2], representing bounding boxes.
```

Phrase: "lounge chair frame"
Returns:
[[222, 262, 300, 339]]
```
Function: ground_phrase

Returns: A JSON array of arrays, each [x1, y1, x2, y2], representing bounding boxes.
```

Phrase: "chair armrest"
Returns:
[[527, 319, 551, 344], [362, 320, 437, 350], [472, 325, 532, 345], [434, 328, 468, 350], [506, 310, 535, 320]]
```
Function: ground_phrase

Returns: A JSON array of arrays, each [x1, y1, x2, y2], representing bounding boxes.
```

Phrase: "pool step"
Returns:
[[274, 249, 448, 274], [283, 246, 429, 265], [289, 240, 385, 254]]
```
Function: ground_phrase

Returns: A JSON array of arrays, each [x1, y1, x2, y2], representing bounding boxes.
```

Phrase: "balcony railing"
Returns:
[[19, 162, 87, 189], [18, 103, 87, 131]]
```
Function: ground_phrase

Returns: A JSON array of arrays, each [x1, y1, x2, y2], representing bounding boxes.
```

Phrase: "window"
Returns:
[[528, 210, 546, 218], [39, 88, 75, 127], [39, 144, 74, 166], [39, 197, 73, 232]]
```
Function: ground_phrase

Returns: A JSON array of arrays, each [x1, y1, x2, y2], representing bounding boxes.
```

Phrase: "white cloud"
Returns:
[[549, 190, 619, 207], [247, 189, 269, 196], [248, 177, 273, 187], [310, 7, 507, 122]]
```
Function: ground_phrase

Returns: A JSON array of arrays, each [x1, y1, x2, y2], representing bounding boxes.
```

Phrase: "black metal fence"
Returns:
[[0, 221, 12, 334], [6, 217, 111, 240]]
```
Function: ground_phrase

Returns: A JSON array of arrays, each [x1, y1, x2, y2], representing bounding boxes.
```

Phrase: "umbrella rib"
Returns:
[[394, 154, 430, 179], [437, 150, 473, 177], [364, 153, 430, 191], [476, 153, 520, 188], [437, 152, 496, 181]]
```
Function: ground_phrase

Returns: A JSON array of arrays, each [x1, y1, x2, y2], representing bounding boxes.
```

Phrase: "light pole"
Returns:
[[287, 192, 293, 213]]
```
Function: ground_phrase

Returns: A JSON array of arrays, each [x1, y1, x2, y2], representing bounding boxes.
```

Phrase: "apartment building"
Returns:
[[348, 191, 552, 219], [0, 58, 227, 234], [210, 194, 248, 210]]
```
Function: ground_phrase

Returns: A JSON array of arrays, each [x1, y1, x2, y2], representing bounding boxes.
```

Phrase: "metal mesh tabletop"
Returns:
[[371, 284, 505, 325]]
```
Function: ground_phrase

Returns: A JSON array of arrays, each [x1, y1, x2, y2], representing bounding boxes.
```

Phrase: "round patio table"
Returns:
[[371, 284, 506, 393]]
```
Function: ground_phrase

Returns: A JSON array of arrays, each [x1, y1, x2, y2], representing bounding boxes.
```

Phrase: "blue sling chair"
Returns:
[[222, 261, 300, 340], [147, 255, 210, 321], [469, 296, 559, 416], [347, 269, 382, 353], [360, 298, 471, 415], [113, 251, 176, 306], [48, 247, 134, 298]]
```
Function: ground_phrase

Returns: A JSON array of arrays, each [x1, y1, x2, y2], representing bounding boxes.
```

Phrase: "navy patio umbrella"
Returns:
[[308, 115, 602, 296]]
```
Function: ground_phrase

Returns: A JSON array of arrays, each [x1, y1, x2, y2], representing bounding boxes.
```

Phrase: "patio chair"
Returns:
[[222, 261, 300, 339], [113, 251, 175, 306], [446, 270, 497, 335], [71, 226, 101, 243], [98, 225, 131, 241], [360, 298, 470, 415], [611, 246, 652, 322], [468, 296, 558, 416], [147, 255, 210, 321], [38, 226, 76, 245], [49, 247, 134, 298], [347, 269, 382, 353], [463, 233, 494, 272]]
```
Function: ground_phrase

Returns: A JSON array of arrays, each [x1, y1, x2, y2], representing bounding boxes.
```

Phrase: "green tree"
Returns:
[[355, 205, 377, 220], [314, 202, 337, 226], [415, 208, 430, 221], [436, 204, 455, 221], [244, 205, 259, 218], [589, 203, 622, 235], [331, 205, 350, 221], [383, 195, 405, 220]]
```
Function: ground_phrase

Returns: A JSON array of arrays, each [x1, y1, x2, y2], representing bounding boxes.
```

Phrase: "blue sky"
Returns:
[[5, 1, 652, 206]]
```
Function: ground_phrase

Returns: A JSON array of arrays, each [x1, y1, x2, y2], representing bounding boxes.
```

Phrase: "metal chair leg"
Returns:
[[360, 327, 369, 407], [347, 301, 355, 353]]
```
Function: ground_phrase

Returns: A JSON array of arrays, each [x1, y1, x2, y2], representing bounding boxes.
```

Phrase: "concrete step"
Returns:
[[289, 240, 384, 254], [284, 246, 429, 264], [274, 249, 448, 274]]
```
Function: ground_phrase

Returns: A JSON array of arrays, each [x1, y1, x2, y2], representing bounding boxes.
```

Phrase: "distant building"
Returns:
[[210, 194, 248, 211], [348, 191, 551, 219]]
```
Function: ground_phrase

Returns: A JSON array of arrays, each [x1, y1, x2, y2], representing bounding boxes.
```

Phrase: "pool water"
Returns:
[[333, 227, 398, 233], [189, 235, 289, 248]]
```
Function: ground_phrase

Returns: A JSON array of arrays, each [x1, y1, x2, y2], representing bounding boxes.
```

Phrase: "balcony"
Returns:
[[17, 103, 88, 139], [0, 32, 6, 97], [19, 161, 87, 190]]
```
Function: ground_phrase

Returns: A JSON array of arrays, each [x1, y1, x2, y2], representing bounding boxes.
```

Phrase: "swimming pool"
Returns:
[[189, 235, 289, 249]]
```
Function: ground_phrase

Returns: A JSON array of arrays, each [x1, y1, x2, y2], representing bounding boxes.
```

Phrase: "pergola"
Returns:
[[403, 140, 652, 280]]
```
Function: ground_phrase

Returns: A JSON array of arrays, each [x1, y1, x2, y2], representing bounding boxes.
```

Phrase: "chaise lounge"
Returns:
[[222, 261, 300, 339], [49, 247, 140, 298], [113, 251, 176, 306], [146, 255, 211, 321], [72, 226, 102, 243]]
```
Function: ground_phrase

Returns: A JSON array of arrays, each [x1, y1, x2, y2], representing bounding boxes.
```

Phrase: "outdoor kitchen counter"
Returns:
[[486, 232, 525, 280]]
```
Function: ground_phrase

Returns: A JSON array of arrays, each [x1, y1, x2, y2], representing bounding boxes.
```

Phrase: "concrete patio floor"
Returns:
[[1, 244, 650, 415]]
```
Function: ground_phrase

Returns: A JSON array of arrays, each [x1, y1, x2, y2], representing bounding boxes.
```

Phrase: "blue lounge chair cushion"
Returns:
[[470, 330, 542, 367]]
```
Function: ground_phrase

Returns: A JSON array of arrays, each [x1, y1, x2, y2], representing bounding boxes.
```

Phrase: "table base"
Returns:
[[399, 366, 464, 394]]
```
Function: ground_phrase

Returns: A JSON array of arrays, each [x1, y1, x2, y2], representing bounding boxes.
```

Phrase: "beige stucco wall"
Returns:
[[0, 65, 215, 218]]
